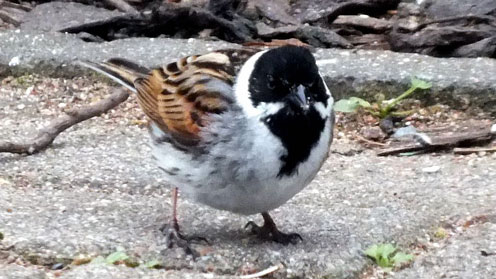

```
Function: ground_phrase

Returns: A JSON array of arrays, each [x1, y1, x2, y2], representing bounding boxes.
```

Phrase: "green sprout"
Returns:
[[365, 243, 413, 271], [143, 259, 163, 269], [334, 77, 432, 118]]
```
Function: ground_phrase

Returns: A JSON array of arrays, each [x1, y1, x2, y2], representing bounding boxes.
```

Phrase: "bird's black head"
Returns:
[[248, 45, 329, 114], [245, 46, 333, 177]]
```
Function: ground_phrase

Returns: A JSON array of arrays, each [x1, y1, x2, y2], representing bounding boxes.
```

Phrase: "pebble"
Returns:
[[422, 166, 441, 173], [50, 263, 64, 270]]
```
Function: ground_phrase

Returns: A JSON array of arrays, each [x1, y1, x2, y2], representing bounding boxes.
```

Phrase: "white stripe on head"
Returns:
[[233, 49, 281, 118], [313, 73, 334, 119]]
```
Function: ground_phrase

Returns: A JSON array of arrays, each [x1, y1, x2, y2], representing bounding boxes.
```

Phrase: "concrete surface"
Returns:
[[392, 220, 496, 279], [1, 82, 495, 278], [1, 29, 496, 114], [1, 29, 496, 278]]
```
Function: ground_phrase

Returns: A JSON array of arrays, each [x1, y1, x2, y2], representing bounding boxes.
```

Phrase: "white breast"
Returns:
[[150, 50, 334, 215]]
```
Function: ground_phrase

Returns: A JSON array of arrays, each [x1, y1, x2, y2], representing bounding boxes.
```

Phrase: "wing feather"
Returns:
[[81, 48, 261, 145]]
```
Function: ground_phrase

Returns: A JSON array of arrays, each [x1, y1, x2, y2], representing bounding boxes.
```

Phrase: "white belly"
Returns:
[[188, 119, 332, 215], [150, 110, 333, 215]]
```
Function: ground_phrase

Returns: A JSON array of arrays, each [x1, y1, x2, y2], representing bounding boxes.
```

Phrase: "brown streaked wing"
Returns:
[[134, 48, 259, 141]]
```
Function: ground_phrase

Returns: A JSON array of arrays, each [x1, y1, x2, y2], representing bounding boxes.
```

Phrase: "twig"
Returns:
[[453, 147, 496, 155], [356, 135, 387, 147], [104, 0, 137, 13], [240, 263, 284, 279], [378, 126, 495, 156], [377, 144, 428, 156], [0, 88, 130, 155]]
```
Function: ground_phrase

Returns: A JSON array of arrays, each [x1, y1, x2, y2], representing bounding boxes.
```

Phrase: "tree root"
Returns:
[[0, 88, 130, 155]]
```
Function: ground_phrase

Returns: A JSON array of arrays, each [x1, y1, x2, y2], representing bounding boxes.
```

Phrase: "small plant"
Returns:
[[88, 251, 161, 269], [434, 227, 448, 239], [104, 251, 129, 265], [365, 243, 413, 271], [143, 259, 163, 269], [90, 250, 138, 267], [334, 77, 432, 118]]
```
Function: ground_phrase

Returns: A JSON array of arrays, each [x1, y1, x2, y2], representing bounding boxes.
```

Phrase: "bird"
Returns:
[[79, 45, 334, 255]]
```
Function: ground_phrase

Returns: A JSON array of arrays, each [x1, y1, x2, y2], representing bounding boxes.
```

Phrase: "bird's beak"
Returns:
[[288, 85, 310, 110]]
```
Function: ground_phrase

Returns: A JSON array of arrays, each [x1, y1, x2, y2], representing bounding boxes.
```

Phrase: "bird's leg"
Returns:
[[160, 187, 208, 257], [245, 212, 302, 245]]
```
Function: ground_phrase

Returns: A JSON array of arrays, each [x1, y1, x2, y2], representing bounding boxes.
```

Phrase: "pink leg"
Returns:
[[160, 187, 208, 257], [171, 187, 179, 230]]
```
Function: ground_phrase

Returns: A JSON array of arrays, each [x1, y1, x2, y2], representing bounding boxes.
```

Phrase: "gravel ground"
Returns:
[[392, 220, 496, 279], [1, 76, 495, 278]]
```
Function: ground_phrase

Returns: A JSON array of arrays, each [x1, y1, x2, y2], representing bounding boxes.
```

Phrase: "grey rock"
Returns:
[[20, 2, 124, 33], [313, 48, 496, 115], [397, 2, 421, 17], [392, 126, 418, 138], [246, 0, 299, 25], [0, 30, 238, 78], [360, 126, 387, 141], [390, 26, 493, 50], [0, 29, 496, 116], [333, 15, 393, 33], [422, 0, 496, 19], [452, 36, 496, 58], [291, 0, 401, 23], [255, 23, 352, 48], [255, 22, 299, 37], [296, 25, 352, 48]]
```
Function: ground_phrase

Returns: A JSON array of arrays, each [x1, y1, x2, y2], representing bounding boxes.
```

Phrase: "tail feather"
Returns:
[[77, 58, 150, 93]]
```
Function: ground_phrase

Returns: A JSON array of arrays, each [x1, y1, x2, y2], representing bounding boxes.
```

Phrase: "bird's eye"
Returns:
[[267, 75, 276, 89], [307, 78, 318, 88]]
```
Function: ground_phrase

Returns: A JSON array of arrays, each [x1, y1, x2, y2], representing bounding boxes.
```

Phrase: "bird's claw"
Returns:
[[160, 224, 209, 258], [245, 221, 302, 245]]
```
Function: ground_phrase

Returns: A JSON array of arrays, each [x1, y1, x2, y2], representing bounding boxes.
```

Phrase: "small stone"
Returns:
[[8, 56, 20, 66], [16, 104, 26, 110], [422, 166, 441, 173], [50, 263, 64, 270], [360, 126, 386, 141]]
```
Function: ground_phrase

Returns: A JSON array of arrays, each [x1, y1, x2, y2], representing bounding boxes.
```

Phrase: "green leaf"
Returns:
[[392, 252, 413, 266], [334, 97, 371, 112], [105, 251, 129, 265], [365, 244, 397, 268], [143, 259, 163, 269], [334, 99, 360, 112], [365, 244, 379, 259], [379, 243, 396, 259], [349, 97, 371, 108], [410, 77, 432, 90], [90, 256, 106, 265]]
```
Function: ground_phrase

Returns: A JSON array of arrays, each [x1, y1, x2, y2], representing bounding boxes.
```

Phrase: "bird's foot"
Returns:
[[160, 223, 208, 258], [245, 219, 302, 245]]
